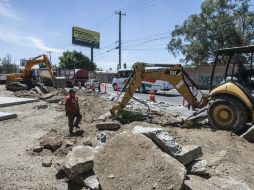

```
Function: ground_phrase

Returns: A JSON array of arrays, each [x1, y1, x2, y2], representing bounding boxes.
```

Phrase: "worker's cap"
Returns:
[[69, 88, 76, 93]]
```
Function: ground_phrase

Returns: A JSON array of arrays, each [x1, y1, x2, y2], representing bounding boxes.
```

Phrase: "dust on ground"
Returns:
[[0, 84, 254, 189]]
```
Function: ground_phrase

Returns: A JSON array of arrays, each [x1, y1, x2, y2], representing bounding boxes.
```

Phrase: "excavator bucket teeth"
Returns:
[[183, 107, 208, 126]]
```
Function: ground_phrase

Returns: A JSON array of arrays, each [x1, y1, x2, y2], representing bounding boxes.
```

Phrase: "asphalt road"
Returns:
[[103, 83, 184, 106]]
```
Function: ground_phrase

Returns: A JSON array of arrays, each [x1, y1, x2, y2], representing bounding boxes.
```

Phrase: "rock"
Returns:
[[241, 125, 254, 143], [46, 97, 64, 103], [64, 140, 74, 147], [174, 145, 203, 165], [132, 125, 163, 134], [32, 145, 43, 153], [83, 140, 93, 147], [39, 93, 54, 100], [63, 145, 95, 178], [54, 183, 68, 190], [132, 125, 182, 155], [132, 125, 202, 165], [108, 174, 114, 179], [184, 175, 252, 190], [97, 112, 112, 121], [94, 132, 186, 190], [97, 131, 116, 144], [71, 173, 100, 190], [96, 122, 121, 130], [83, 175, 100, 190], [42, 158, 52, 167], [186, 160, 208, 175], [40, 137, 62, 151], [54, 160, 64, 172]]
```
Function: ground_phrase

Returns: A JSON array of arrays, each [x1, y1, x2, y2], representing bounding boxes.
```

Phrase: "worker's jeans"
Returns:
[[67, 112, 82, 133]]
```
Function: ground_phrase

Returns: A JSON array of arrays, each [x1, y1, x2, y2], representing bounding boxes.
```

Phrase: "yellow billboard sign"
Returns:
[[72, 27, 100, 48]]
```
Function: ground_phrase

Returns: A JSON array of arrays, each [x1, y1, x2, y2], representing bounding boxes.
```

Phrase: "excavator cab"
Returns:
[[208, 45, 254, 133]]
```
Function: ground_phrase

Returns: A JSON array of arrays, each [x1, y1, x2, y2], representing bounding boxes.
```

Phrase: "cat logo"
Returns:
[[170, 70, 178, 76]]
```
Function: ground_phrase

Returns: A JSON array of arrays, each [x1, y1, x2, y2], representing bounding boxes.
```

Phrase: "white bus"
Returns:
[[112, 68, 174, 93]]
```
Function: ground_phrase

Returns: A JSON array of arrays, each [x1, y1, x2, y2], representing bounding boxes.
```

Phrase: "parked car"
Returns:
[[85, 79, 100, 89]]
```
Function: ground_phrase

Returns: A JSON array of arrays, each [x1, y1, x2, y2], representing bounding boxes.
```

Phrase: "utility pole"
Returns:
[[47, 51, 52, 63], [115, 11, 126, 70]]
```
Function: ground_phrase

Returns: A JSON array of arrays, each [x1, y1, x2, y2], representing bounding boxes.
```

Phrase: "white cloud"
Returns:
[[0, 28, 64, 53], [0, 0, 20, 21]]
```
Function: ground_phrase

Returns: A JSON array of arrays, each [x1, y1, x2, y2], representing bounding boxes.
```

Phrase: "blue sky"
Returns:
[[0, 0, 204, 71]]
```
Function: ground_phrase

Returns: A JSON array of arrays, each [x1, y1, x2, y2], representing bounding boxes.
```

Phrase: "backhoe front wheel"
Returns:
[[208, 96, 248, 133]]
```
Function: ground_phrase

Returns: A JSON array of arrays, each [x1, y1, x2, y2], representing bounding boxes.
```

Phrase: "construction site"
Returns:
[[1, 0, 254, 190], [0, 45, 254, 190]]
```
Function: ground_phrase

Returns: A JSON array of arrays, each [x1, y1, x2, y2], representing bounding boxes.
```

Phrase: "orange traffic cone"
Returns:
[[149, 89, 155, 101]]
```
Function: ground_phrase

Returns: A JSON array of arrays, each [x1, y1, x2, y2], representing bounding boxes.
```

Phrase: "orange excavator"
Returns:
[[6, 54, 55, 91]]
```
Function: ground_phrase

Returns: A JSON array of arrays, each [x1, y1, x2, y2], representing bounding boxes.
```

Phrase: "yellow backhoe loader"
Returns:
[[6, 54, 55, 91], [110, 45, 254, 133]]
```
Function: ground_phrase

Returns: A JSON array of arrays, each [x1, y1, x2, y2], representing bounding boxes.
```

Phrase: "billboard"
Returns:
[[72, 27, 100, 49]]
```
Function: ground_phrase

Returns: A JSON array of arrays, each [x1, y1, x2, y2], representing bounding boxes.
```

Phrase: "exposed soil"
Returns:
[[0, 84, 254, 189]]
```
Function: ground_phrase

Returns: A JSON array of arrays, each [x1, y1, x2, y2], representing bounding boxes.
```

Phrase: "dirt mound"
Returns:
[[94, 132, 186, 190]]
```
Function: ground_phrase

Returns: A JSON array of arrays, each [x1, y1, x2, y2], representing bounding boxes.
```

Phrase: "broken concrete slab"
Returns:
[[34, 86, 43, 94], [39, 93, 54, 100], [186, 159, 208, 176], [63, 145, 95, 178], [132, 125, 202, 165], [174, 145, 203, 165], [96, 122, 121, 130], [132, 125, 182, 155], [241, 125, 254, 143], [0, 112, 17, 121], [94, 132, 186, 190], [0, 96, 38, 107]]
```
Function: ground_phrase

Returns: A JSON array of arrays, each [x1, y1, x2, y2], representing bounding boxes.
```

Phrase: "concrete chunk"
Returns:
[[241, 125, 254, 143], [0, 112, 17, 121], [186, 160, 208, 175], [174, 145, 203, 165], [132, 125, 182, 155], [63, 145, 95, 178], [0, 96, 38, 107], [96, 122, 121, 130]]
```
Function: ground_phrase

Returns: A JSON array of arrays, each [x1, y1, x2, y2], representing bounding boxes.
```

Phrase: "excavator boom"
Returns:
[[110, 62, 209, 116]]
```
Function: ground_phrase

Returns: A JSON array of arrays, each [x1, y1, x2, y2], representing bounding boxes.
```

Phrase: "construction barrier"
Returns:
[[149, 89, 156, 101]]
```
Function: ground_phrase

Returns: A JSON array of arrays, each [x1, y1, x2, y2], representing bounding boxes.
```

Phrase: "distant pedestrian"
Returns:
[[98, 80, 101, 93], [64, 89, 82, 135]]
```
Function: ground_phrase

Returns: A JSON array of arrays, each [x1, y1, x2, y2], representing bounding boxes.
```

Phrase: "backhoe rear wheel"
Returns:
[[208, 95, 248, 133]]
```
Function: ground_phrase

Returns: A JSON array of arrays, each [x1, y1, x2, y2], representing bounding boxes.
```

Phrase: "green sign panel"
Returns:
[[72, 27, 100, 48]]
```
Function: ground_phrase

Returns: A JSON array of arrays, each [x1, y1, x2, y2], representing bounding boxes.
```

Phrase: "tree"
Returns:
[[168, 0, 254, 65], [0, 54, 18, 74], [59, 50, 96, 71]]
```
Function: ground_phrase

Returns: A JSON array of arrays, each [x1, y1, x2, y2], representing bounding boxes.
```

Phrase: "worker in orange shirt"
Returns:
[[64, 89, 82, 135]]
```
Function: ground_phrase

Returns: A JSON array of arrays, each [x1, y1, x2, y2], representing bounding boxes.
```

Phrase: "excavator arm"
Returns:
[[110, 62, 209, 116], [22, 54, 54, 81]]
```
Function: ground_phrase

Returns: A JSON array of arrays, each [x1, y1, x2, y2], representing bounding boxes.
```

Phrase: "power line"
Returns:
[[124, 36, 170, 48], [123, 32, 169, 44]]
